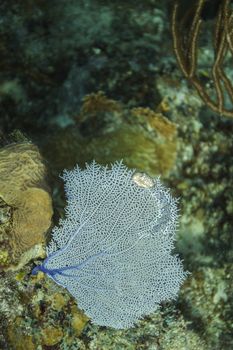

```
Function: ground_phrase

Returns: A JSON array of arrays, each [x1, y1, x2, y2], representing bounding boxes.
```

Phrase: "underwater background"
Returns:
[[0, 0, 232, 349]]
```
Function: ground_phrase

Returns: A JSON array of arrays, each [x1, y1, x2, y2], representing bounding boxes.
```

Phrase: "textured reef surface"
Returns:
[[0, 0, 232, 349]]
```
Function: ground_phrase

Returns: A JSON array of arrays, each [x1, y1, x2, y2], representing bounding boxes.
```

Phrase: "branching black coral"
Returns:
[[171, 0, 233, 118]]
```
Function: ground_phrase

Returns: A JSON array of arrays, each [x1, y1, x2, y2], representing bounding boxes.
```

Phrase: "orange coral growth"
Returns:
[[131, 107, 177, 139], [81, 91, 121, 116]]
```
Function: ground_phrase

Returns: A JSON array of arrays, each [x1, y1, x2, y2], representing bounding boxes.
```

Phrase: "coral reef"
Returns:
[[0, 142, 53, 270], [43, 92, 177, 177], [0, 0, 232, 349], [180, 265, 233, 347], [0, 1, 167, 133], [0, 270, 88, 349]]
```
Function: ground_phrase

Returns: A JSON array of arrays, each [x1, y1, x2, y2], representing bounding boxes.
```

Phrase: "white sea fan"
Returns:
[[32, 161, 187, 329]]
